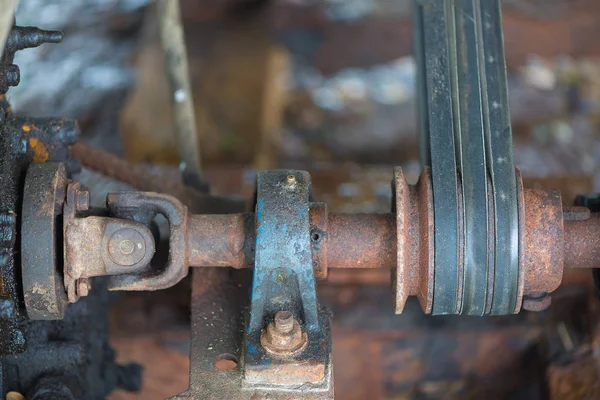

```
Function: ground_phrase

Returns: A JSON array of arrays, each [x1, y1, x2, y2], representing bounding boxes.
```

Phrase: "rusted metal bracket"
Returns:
[[243, 170, 333, 396]]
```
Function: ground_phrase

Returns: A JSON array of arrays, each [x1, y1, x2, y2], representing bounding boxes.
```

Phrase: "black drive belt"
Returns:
[[414, 0, 520, 315]]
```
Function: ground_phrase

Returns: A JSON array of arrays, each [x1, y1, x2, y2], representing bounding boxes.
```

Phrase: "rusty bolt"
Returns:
[[260, 310, 308, 358], [107, 228, 147, 267], [75, 190, 90, 212], [76, 278, 90, 297]]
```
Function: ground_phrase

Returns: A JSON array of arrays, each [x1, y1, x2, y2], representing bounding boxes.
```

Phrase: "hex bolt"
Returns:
[[260, 310, 308, 358], [107, 228, 147, 267], [75, 190, 90, 212]]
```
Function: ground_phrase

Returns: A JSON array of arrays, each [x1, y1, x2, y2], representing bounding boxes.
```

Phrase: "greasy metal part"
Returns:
[[156, 0, 204, 189], [1, 26, 62, 94], [21, 162, 69, 320], [3, 279, 142, 399], [415, 0, 461, 315], [260, 310, 309, 358], [0, 23, 77, 351], [522, 189, 564, 296], [0, 21, 143, 398]]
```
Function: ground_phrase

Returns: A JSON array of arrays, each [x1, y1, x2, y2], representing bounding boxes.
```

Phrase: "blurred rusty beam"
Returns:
[[71, 143, 245, 214], [183, 0, 600, 74]]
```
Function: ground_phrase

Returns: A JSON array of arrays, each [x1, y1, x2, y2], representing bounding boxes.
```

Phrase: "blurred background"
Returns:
[[8, 0, 600, 398]]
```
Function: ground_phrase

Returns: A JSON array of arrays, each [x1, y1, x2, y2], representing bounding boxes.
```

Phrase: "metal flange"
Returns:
[[21, 162, 69, 320]]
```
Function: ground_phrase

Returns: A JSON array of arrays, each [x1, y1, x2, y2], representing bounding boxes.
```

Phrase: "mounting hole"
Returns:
[[215, 353, 238, 371], [311, 232, 321, 242]]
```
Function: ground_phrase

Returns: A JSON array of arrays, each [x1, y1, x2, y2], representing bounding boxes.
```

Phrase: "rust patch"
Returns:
[[28, 137, 49, 162], [523, 189, 564, 295], [417, 168, 434, 314], [564, 211, 600, 269]]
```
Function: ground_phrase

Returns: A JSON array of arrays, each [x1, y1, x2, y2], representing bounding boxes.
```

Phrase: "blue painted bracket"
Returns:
[[243, 170, 331, 390], [248, 170, 320, 333]]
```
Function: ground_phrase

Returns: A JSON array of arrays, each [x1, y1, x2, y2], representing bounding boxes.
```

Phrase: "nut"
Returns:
[[260, 311, 308, 358], [75, 190, 90, 212]]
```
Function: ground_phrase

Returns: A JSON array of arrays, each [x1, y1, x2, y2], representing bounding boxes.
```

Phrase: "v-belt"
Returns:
[[414, 0, 520, 315]]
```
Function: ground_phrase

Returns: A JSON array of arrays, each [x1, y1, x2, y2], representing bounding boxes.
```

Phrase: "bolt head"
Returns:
[[75, 190, 90, 211], [77, 279, 90, 297], [107, 228, 147, 266]]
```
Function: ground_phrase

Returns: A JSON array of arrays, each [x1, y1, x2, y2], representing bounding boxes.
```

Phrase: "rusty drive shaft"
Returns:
[[62, 168, 600, 315]]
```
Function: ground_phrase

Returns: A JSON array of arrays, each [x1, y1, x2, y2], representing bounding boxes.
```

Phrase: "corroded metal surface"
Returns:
[[173, 269, 334, 400], [106, 192, 189, 291], [21, 162, 69, 320], [523, 189, 564, 295], [64, 215, 155, 301], [261, 311, 308, 358], [1, 26, 62, 94], [64, 167, 600, 318], [327, 213, 396, 270], [309, 203, 329, 279], [186, 213, 254, 269], [393, 167, 433, 314], [243, 170, 331, 393], [564, 212, 600, 269]]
